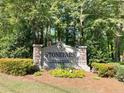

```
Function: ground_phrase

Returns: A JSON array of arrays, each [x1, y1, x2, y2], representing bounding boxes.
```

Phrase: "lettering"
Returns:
[[49, 60, 70, 63], [45, 52, 75, 58]]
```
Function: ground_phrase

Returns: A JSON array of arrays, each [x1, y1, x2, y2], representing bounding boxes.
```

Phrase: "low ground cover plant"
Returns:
[[91, 63, 117, 77], [33, 71, 43, 76], [0, 58, 33, 76], [33, 69, 44, 76], [49, 68, 85, 78]]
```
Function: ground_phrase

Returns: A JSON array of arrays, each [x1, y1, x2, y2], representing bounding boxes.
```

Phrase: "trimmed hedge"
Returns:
[[49, 68, 85, 78], [0, 58, 33, 76], [116, 66, 124, 82], [91, 63, 117, 77]]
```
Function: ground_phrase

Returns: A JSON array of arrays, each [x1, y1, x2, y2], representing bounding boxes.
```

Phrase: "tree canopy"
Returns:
[[0, 0, 124, 62]]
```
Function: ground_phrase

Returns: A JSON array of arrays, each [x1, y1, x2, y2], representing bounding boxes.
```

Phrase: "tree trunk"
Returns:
[[111, 43, 114, 61], [57, 29, 61, 41], [115, 36, 120, 62]]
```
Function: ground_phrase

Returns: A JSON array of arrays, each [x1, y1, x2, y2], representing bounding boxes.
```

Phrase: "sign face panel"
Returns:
[[41, 42, 88, 69]]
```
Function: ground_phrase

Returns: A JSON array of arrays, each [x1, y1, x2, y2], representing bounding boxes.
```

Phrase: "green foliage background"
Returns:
[[0, 0, 124, 61]]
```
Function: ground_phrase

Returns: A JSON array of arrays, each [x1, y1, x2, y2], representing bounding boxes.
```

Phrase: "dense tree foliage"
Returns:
[[0, 0, 124, 62]]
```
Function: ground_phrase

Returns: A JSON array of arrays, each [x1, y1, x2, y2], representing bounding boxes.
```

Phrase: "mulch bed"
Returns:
[[7, 71, 124, 93]]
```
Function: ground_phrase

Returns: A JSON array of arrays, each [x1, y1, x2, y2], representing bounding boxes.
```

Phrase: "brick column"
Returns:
[[78, 46, 90, 72], [33, 44, 43, 70]]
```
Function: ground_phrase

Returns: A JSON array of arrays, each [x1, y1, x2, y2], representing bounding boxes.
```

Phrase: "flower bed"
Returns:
[[49, 68, 85, 78]]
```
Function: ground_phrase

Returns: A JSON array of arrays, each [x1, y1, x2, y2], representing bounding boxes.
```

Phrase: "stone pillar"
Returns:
[[78, 46, 90, 72], [33, 44, 43, 70]]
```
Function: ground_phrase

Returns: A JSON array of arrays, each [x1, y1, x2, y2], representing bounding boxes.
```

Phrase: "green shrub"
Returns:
[[33, 69, 44, 76], [93, 76, 101, 80], [56, 63, 65, 69], [116, 66, 124, 82], [0, 58, 33, 76], [92, 63, 117, 77], [49, 68, 85, 78], [120, 62, 124, 65], [89, 59, 108, 63], [33, 71, 42, 76]]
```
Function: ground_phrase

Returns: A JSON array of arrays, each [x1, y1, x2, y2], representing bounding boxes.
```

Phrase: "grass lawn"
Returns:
[[0, 74, 94, 93]]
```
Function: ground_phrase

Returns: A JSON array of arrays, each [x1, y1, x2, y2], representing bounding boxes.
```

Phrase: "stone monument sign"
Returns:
[[33, 42, 90, 71]]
